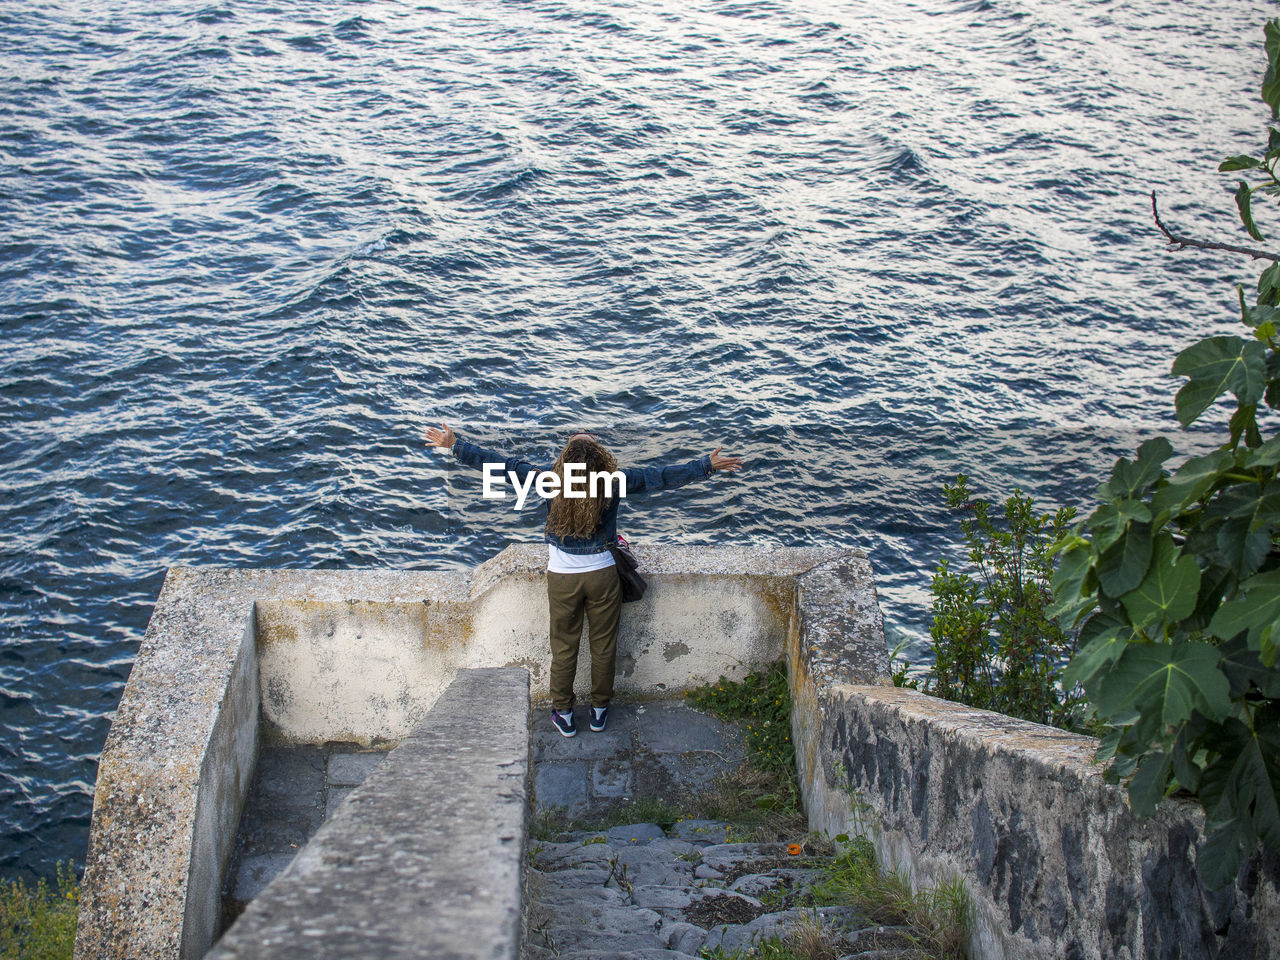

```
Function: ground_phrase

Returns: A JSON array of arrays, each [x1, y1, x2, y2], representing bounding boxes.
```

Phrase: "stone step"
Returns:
[[523, 820, 915, 960], [530, 702, 748, 823]]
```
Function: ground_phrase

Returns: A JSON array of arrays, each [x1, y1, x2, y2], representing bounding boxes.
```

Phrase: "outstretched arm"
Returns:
[[624, 444, 744, 496], [424, 422, 542, 482]]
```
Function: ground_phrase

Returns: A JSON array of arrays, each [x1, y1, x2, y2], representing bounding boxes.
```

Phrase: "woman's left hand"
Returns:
[[425, 422, 457, 450], [709, 446, 744, 472]]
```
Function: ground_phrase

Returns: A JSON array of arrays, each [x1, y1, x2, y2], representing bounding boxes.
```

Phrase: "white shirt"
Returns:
[[547, 543, 616, 574]]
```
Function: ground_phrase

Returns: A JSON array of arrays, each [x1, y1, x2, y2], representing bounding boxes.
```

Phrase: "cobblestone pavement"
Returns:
[[530, 701, 748, 823], [523, 820, 924, 960]]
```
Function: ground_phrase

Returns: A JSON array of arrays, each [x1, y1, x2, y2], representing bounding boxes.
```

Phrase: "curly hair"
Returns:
[[544, 436, 620, 540]]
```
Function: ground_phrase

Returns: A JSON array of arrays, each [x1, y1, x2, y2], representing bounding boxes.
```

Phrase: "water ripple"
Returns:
[[1, 0, 1274, 880]]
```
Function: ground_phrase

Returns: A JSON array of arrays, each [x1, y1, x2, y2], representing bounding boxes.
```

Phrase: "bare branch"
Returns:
[[1151, 191, 1280, 262]]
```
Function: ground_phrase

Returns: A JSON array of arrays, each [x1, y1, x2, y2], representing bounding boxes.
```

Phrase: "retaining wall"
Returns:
[[80, 536, 1275, 960], [75, 544, 873, 960], [789, 671, 1280, 959]]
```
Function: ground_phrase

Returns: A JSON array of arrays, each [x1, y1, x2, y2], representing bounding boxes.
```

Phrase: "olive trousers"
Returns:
[[546, 566, 622, 711]]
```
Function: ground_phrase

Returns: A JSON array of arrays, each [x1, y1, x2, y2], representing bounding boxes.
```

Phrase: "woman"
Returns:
[[424, 423, 743, 737]]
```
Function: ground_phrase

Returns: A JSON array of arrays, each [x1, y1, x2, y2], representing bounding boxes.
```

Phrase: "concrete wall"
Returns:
[[184, 627, 259, 960], [75, 568, 260, 960], [75, 544, 861, 960], [254, 545, 808, 743], [79, 540, 1280, 960], [793, 679, 1280, 960]]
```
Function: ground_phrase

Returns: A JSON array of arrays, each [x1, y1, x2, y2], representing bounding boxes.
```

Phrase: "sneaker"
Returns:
[[551, 708, 577, 738], [589, 705, 608, 732]]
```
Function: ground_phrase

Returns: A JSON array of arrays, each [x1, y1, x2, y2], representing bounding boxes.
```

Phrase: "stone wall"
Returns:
[[795, 680, 1280, 960], [786, 553, 890, 842], [79, 541, 1280, 960], [75, 544, 866, 960]]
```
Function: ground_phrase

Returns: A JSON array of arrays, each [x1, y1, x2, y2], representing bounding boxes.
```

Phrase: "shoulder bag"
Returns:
[[610, 534, 646, 603]]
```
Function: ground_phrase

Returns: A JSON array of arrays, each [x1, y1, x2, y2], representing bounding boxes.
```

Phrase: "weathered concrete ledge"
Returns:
[[74, 565, 259, 960], [786, 553, 889, 837], [799, 683, 1280, 960], [254, 543, 848, 742], [206, 667, 530, 960], [75, 544, 874, 960]]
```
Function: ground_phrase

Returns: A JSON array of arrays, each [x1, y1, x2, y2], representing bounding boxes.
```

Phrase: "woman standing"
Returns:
[[424, 424, 743, 737]]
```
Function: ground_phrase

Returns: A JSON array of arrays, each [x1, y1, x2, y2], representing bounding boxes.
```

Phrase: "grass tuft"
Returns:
[[686, 661, 796, 778], [531, 796, 691, 839], [810, 836, 969, 959], [785, 908, 843, 960], [699, 909, 842, 960]]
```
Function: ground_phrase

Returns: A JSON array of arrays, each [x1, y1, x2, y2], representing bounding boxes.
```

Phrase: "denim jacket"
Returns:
[[450, 437, 714, 554]]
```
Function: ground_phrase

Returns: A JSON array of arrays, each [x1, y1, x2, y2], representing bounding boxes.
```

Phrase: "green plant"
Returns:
[[1052, 21, 1280, 890], [925, 475, 1083, 728], [614, 796, 686, 828], [687, 661, 797, 778], [810, 836, 968, 960], [0, 863, 79, 960], [689, 757, 808, 843], [529, 804, 570, 840], [685, 663, 810, 841], [698, 912, 840, 960], [549, 796, 693, 836], [697, 833, 968, 960], [722, 908, 842, 960], [888, 638, 919, 689]]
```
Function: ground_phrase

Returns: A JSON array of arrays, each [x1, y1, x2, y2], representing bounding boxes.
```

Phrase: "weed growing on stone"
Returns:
[[691, 756, 808, 843], [0, 862, 79, 960], [616, 796, 688, 828], [889, 637, 920, 689], [755, 884, 790, 911], [685, 661, 808, 842], [530, 804, 570, 840], [808, 836, 969, 960], [686, 661, 796, 777], [523, 870, 558, 957], [786, 908, 843, 960], [604, 855, 633, 897], [536, 796, 693, 838], [697, 908, 842, 960]]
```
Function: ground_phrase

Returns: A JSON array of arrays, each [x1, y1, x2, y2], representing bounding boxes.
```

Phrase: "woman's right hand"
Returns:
[[425, 422, 456, 451]]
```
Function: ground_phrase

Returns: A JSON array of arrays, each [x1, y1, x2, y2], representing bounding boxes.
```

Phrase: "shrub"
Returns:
[[924, 475, 1084, 729], [0, 863, 79, 960], [1051, 20, 1280, 890]]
